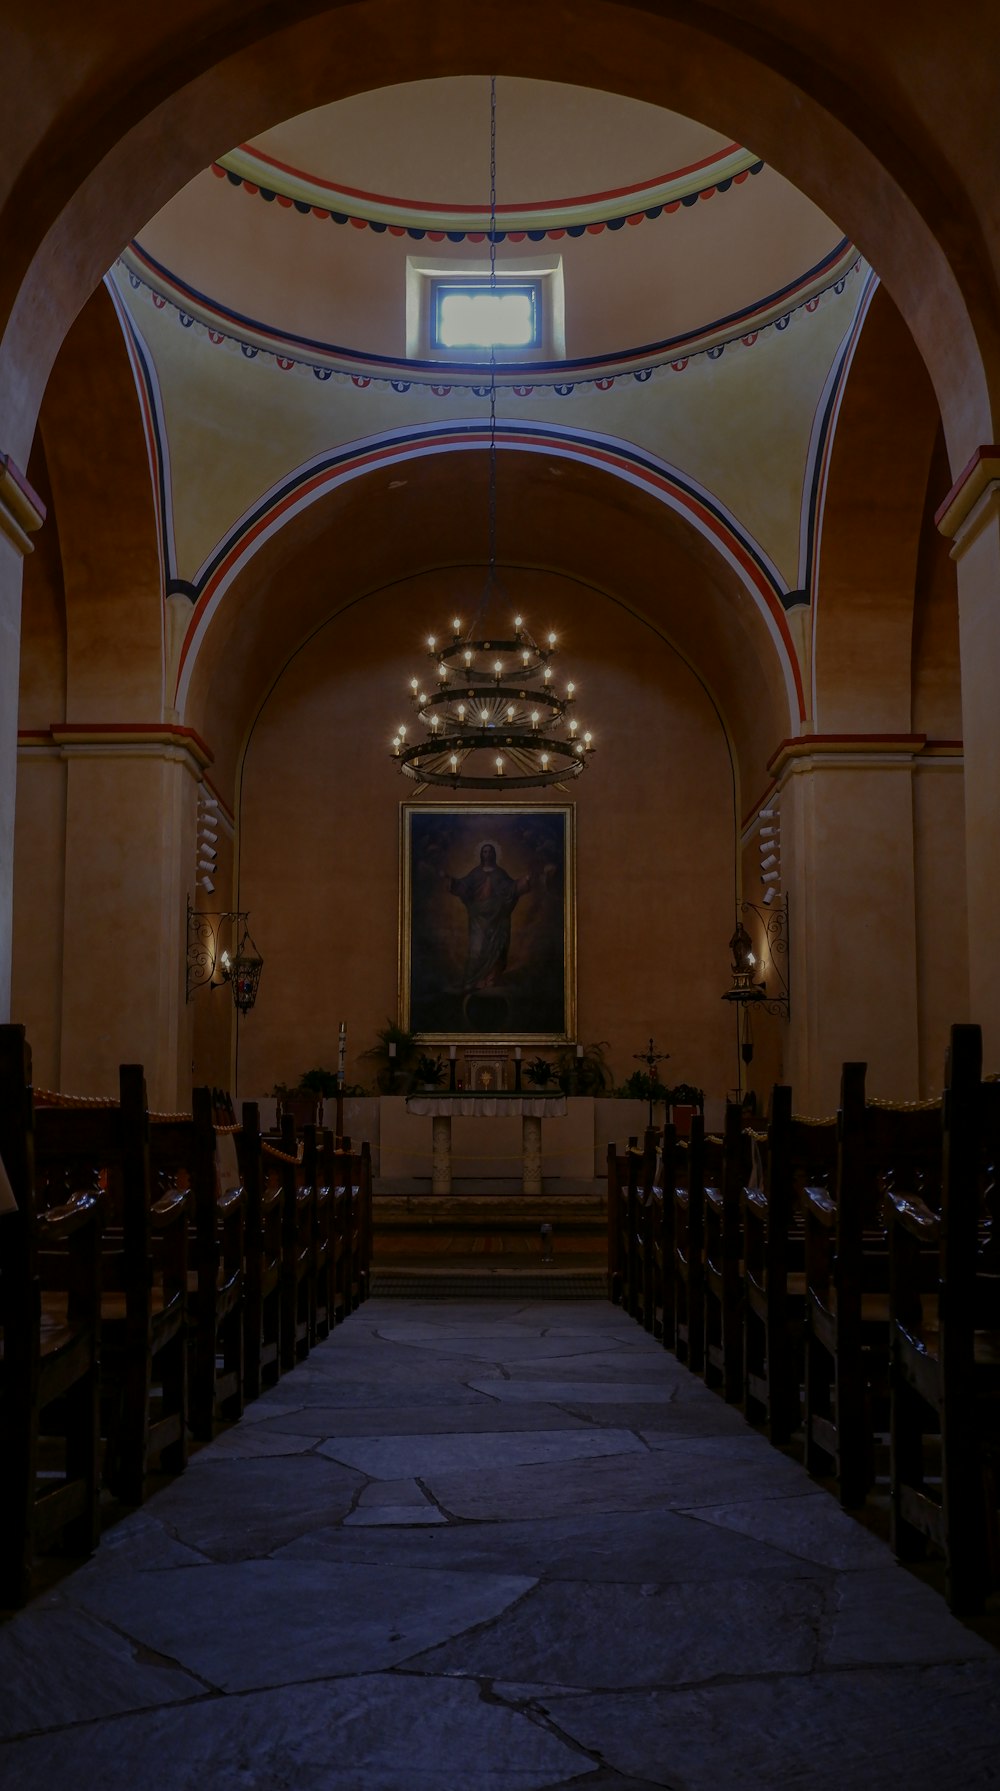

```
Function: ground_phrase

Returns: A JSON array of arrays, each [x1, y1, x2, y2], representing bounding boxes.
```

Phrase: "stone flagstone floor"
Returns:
[[4, 1298, 1000, 1788]]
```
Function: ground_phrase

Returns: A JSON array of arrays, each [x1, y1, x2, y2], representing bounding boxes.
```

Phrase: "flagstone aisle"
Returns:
[[3, 1300, 1000, 1789]]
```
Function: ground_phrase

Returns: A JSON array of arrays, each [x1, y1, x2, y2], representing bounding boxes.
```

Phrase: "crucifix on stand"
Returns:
[[633, 1037, 670, 1129]]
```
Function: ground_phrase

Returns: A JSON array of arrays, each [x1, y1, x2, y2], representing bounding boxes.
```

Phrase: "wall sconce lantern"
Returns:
[[186, 899, 263, 1016], [721, 896, 790, 1067]]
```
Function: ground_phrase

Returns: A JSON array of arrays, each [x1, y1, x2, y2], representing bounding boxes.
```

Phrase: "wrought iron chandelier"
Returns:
[[389, 78, 595, 792]]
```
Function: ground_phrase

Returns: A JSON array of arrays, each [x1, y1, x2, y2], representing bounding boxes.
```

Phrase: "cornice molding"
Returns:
[[0, 452, 46, 556], [742, 735, 962, 832], [766, 732, 960, 780], [934, 444, 1000, 541], [18, 722, 213, 774]]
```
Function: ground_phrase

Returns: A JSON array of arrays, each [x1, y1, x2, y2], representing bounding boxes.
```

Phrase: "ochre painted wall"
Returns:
[[233, 568, 738, 1102]]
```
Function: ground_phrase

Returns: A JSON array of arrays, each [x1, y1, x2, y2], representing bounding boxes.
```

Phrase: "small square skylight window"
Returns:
[[432, 281, 539, 351]]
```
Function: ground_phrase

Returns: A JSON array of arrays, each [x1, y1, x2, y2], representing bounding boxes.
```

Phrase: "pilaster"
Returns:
[[0, 451, 45, 1020]]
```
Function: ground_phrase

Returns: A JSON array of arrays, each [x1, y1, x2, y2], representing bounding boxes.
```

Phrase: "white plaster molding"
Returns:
[[0, 453, 45, 556]]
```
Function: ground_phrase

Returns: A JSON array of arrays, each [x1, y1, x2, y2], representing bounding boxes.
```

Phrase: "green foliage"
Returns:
[[554, 1040, 612, 1096], [299, 1066, 339, 1097], [611, 1074, 704, 1107], [615, 1069, 670, 1104], [415, 1052, 446, 1087], [523, 1055, 555, 1088], [362, 1019, 423, 1093]]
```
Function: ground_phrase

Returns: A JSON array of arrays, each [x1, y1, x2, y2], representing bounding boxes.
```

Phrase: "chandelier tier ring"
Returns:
[[392, 619, 594, 789]]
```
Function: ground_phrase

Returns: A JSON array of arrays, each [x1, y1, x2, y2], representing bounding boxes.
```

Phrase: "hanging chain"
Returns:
[[487, 73, 497, 590]]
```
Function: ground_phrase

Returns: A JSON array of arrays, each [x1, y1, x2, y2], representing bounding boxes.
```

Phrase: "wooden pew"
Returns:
[[636, 1127, 671, 1343], [148, 1087, 245, 1440], [303, 1123, 335, 1345], [804, 1062, 941, 1507], [743, 1091, 838, 1444], [0, 1025, 103, 1605], [703, 1104, 747, 1402], [236, 1102, 283, 1401], [319, 1127, 349, 1327], [32, 1062, 189, 1507], [274, 1114, 314, 1371], [672, 1118, 705, 1372], [889, 1023, 1000, 1613], [606, 1138, 637, 1312], [342, 1138, 373, 1311]]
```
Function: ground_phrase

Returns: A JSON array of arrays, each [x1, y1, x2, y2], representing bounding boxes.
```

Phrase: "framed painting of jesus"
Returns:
[[400, 803, 575, 1042]]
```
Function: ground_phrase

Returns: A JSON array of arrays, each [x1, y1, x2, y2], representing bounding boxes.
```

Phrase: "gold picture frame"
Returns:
[[399, 802, 576, 1043]]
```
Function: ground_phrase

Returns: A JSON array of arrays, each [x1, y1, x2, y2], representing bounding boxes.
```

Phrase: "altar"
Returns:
[[380, 1094, 594, 1193]]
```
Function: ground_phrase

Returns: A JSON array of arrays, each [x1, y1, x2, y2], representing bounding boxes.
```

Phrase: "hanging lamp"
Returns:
[[389, 77, 595, 791]]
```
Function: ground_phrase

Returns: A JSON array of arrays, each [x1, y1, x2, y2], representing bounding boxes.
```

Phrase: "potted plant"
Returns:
[[362, 1020, 422, 1093], [524, 1055, 555, 1089], [415, 1051, 446, 1091], [554, 1040, 612, 1096], [270, 1079, 321, 1127], [299, 1066, 339, 1099], [615, 1069, 670, 1105]]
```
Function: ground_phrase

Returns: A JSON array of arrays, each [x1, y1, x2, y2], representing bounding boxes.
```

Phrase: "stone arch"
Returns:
[[36, 281, 165, 722], [811, 283, 946, 734], [174, 422, 803, 735], [1, 2, 996, 471]]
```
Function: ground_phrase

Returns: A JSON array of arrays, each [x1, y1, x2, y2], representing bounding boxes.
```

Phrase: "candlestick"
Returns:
[[338, 1019, 346, 1073], [388, 1042, 396, 1058], [449, 1045, 456, 1060], [514, 1046, 522, 1061], [576, 1042, 584, 1060]]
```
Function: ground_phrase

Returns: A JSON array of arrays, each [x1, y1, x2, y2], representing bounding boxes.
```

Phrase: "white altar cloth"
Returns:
[[405, 1095, 567, 1119]]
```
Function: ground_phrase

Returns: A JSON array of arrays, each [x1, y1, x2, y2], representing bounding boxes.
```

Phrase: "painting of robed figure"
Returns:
[[401, 804, 575, 1040]]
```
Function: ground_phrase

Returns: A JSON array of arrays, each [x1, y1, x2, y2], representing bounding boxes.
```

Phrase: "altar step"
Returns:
[[369, 1270, 607, 1299], [372, 1190, 606, 1281]]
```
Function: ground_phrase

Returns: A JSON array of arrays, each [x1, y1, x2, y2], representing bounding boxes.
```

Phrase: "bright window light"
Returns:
[[433, 282, 538, 351]]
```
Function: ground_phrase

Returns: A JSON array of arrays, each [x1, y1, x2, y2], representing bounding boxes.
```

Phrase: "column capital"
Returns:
[[934, 443, 1000, 554], [0, 451, 45, 555], [18, 721, 213, 779]]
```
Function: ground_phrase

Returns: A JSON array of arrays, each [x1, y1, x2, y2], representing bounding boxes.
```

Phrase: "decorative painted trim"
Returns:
[[799, 267, 880, 606], [934, 444, 1000, 537], [212, 143, 763, 237], [0, 451, 46, 556], [19, 721, 213, 774], [103, 274, 176, 596], [118, 239, 861, 392], [171, 418, 804, 730]]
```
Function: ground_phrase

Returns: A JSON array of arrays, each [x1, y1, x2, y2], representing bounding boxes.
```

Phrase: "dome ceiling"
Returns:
[[132, 76, 849, 373]]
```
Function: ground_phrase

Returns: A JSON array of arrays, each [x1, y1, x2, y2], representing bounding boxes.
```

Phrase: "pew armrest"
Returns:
[[39, 1189, 101, 1240], [805, 1185, 836, 1227], [886, 1188, 940, 1242], [152, 1187, 190, 1228]]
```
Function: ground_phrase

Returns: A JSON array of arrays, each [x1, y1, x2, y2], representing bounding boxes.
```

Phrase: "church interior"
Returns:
[[4, 3, 1000, 1782]]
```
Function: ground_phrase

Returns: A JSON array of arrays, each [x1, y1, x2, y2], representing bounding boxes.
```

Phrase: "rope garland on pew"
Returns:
[[869, 1095, 942, 1111], [33, 1088, 117, 1107], [33, 1090, 243, 1132], [792, 1113, 837, 1126], [262, 1139, 305, 1166]]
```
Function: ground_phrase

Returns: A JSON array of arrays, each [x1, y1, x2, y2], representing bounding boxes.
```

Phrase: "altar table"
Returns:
[[404, 1094, 568, 1194]]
